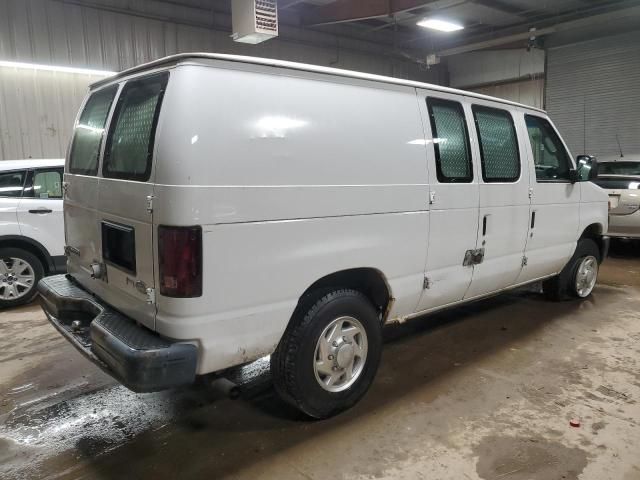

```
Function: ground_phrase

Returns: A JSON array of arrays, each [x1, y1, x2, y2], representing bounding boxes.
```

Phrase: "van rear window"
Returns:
[[69, 86, 118, 175], [103, 73, 168, 182]]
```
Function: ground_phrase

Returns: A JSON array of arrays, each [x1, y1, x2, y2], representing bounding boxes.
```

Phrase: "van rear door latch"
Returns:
[[146, 195, 154, 214]]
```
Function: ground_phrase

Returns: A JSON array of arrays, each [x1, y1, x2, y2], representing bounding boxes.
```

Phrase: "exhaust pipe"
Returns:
[[209, 377, 241, 400]]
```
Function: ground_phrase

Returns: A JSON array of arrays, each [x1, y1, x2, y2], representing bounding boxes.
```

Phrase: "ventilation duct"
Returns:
[[232, 0, 278, 44]]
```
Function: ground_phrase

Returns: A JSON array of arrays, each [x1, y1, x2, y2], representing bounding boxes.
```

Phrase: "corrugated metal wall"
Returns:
[[469, 78, 545, 109], [448, 49, 545, 89], [446, 48, 545, 109], [0, 0, 444, 160], [546, 31, 640, 160], [0, 68, 107, 160]]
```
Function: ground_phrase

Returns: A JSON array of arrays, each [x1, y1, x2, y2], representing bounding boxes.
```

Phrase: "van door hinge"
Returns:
[[528, 187, 534, 199], [521, 255, 528, 267], [146, 195, 154, 214], [423, 276, 432, 290], [429, 191, 436, 205], [146, 287, 156, 305]]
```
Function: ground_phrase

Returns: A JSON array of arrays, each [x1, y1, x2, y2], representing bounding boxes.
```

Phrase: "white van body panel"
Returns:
[[153, 64, 430, 372], [157, 213, 428, 371], [579, 182, 610, 236], [64, 54, 609, 376]]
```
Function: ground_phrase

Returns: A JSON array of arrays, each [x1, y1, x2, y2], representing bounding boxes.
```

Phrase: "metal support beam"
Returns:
[[432, 3, 640, 57], [304, 0, 438, 27], [279, 0, 307, 9]]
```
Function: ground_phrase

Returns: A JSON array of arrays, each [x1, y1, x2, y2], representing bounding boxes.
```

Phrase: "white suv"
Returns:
[[0, 159, 65, 307]]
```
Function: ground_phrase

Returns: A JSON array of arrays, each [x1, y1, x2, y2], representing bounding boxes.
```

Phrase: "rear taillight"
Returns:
[[158, 225, 202, 297]]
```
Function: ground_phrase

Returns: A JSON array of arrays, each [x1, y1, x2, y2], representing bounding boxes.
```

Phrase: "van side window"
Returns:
[[525, 115, 572, 182], [69, 86, 118, 176], [103, 72, 168, 182], [0, 170, 26, 197], [472, 106, 520, 183], [426, 98, 473, 183]]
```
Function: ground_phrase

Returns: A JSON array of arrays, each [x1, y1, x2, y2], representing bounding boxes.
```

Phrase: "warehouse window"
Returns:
[[69, 85, 118, 176], [427, 98, 473, 183], [0, 170, 26, 197], [103, 73, 168, 182], [473, 106, 520, 183], [525, 115, 572, 182]]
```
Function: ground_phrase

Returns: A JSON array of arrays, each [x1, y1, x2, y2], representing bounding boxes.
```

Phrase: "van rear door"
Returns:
[[65, 85, 119, 292], [95, 72, 168, 328], [65, 73, 168, 330]]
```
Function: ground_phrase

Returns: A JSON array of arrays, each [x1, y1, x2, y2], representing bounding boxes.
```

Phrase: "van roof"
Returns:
[[91, 52, 546, 114], [0, 158, 64, 171]]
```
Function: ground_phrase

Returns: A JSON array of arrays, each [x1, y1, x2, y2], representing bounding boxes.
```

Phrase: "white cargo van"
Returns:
[[39, 53, 609, 418]]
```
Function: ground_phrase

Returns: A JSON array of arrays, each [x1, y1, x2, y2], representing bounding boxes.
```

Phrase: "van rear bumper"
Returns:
[[37, 274, 197, 393]]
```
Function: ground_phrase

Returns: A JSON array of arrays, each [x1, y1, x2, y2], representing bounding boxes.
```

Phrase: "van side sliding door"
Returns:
[[464, 101, 531, 299], [415, 90, 480, 312]]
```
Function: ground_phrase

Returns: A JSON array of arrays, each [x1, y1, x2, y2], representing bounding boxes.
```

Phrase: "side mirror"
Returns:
[[576, 155, 598, 182]]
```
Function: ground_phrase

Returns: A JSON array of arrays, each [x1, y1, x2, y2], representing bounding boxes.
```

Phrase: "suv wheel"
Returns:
[[543, 238, 600, 301], [0, 248, 44, 308], [271, 289, 382, 419]]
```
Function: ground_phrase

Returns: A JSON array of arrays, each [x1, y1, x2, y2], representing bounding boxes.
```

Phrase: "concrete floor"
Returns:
[[1, 241, 640, 480]]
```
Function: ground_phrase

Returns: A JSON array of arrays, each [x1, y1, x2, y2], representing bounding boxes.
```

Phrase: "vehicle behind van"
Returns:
[[0, 158, 65, 308], [594, 159, 640, 238], [39, 54, 608, 418]]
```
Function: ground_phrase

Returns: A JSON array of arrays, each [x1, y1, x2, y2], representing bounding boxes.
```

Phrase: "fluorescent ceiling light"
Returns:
[[417, 18, 464, 32], [0, 60, 116, 76]]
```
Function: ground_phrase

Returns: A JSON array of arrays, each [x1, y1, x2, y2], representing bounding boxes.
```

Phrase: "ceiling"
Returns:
[[120, 0, 640, 63], [277, 0, 640, 56]]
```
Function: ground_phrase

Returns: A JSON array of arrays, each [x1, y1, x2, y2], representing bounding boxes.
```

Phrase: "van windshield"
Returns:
[[103, 72, 168, 182]]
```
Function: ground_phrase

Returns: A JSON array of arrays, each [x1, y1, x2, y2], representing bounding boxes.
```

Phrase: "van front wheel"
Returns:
[[542, 238, 600, 301], [271, 289, 382, 419]]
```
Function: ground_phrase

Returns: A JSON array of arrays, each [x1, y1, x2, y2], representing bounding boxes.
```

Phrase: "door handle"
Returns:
[[28, 208, 53, 214], [531, 211, 536, 229], [482, 215, 488, 236]]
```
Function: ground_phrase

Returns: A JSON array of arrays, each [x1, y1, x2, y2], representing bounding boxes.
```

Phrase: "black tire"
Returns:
[[271, 289, 382, 419], [542, 238, 600, 301], [0, 247, 44, 308]]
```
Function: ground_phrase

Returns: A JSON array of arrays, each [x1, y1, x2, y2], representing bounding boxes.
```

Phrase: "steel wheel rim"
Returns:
[[0, 257, 36, 301], [575, 255, 598, 298], [313, 316, 368, 393]]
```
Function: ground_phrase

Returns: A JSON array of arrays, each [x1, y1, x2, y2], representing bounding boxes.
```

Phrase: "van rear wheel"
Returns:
[[0, 248, 44, 308], [542, 238, 600, 301], [271, 289, 382, 419]]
